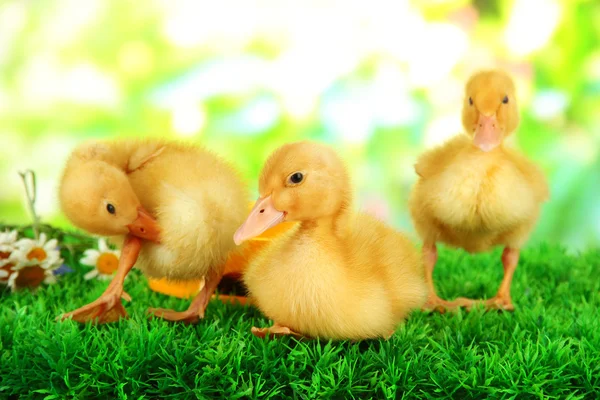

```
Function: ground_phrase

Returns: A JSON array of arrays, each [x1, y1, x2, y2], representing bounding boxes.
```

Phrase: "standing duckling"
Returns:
[[409, 70, 549, 312], [234, 141, 426, 340], [58, 139, 248, 323]]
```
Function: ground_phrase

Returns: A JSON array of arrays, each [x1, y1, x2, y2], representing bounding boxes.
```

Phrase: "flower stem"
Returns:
[[19, 170, 40, 240]]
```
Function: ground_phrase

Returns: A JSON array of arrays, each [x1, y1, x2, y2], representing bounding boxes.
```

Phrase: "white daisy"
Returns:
[[14, 233, 63, 270], [6, 264, 57, 291], [6, 233, 63, 291], [80, 238, 121, 281]]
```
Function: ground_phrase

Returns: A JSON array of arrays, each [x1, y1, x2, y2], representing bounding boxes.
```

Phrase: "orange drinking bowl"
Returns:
[[147, 203, 297, 299]]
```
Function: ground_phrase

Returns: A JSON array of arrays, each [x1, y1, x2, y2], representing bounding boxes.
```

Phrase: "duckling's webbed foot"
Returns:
[[251, 323, 305, 339], [59, 286, 130, 323], [422, 295, 474, 313], [481, 296, 515, 311], [147, 306, 201, 324], [148, 268, 222, 324], [58, 236, 141, 324]]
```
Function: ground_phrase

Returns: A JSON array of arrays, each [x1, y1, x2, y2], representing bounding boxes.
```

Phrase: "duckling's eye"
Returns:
[[468, 97, 473, 106], [289, 172, 304, 184], [106, 204, 116, 215], [502, 95, 509, 104]]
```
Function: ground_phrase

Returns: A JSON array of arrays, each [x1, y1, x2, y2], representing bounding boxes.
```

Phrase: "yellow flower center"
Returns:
[[15, 265, 45, 288], [96, 253, 119, 275], [27, 247, 48, 262]]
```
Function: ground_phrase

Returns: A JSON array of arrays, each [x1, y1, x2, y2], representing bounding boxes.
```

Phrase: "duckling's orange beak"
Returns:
[[473, 114, 502, 152], [127, 206, 161, 243], [234, 196, 286, 245]]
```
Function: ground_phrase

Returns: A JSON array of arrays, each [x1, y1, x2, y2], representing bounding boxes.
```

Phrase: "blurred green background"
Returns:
[[0, 0, 598, 250]]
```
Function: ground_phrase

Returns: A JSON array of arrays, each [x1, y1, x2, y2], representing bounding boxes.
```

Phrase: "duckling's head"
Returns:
[[60, 160, 160, 242], [234, 141, 350, 244], [462, 70, 519, 152]]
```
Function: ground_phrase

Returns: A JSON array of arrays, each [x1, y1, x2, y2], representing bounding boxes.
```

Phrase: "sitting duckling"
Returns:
[[234, 141, 426, 340], [58, 139, 248, 323], [409, 70, 549, 312]]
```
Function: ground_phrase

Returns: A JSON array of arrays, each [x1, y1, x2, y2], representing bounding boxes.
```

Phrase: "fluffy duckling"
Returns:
[[409, 70, 549, 312], [58, 138, 248, 323], [234, 142, 426, 340]]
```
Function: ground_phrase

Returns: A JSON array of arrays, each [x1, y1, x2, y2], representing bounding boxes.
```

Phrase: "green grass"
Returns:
[[1, 227, 599, 399]]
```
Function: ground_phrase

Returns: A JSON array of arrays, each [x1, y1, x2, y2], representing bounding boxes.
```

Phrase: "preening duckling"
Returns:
[[234, 141, 426, 340], [409, 70, 549, 312], [58, 139, 248, 323]]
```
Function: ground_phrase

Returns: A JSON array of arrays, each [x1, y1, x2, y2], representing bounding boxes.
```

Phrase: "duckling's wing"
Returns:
[[414, 135, 469, 179], [127, 142, 166, 173]]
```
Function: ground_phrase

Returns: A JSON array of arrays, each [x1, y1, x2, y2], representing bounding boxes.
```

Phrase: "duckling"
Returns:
[[409, 70, 549, 312], [234, 141, 426, 340], [58, 138, 248, 323]]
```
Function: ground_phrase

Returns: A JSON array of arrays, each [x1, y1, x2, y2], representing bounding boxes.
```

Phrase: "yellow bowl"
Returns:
[[147, 203, 297, 299]]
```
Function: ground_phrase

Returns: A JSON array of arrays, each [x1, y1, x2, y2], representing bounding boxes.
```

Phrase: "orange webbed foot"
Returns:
[[147, 307, 203, 324], [480, 295, 515, 312], [148, 274, 213, 325], [251, 323, 306, 339], [58, 290, 130, 324], [58, 235, 142, 324], [148, 295, 251, 324], [423, 295, 515, 313], [421, 295, 475, 313], [148, 284, 208, 324]]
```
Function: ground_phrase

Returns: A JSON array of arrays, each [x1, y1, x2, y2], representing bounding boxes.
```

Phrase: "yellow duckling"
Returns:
[[58, 138, 248, 323], [409, 70, 549, 312], [234, 141, 426, 340]]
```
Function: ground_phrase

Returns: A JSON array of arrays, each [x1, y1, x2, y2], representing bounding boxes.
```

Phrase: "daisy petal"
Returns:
[[99, 273, 115, 281], [0, 230, 18, 245], [84, 270, 99, 280], [44, 274, 57, 285], [83, 249, 100, 257], [47, 254, 63, 268], [45, 239, 59, 250], [7, 273, 18, 290], [80, 252, 99, 266], [0, 258, 13, 268], [98, 238, 109, 253], [15, 238, 33, 249]]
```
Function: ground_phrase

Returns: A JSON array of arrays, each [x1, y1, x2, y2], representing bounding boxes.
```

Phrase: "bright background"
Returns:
[[0, 0, 598, 250]]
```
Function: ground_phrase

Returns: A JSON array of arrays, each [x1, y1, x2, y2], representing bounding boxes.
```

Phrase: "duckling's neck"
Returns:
[[298, 201, 352, 240]]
